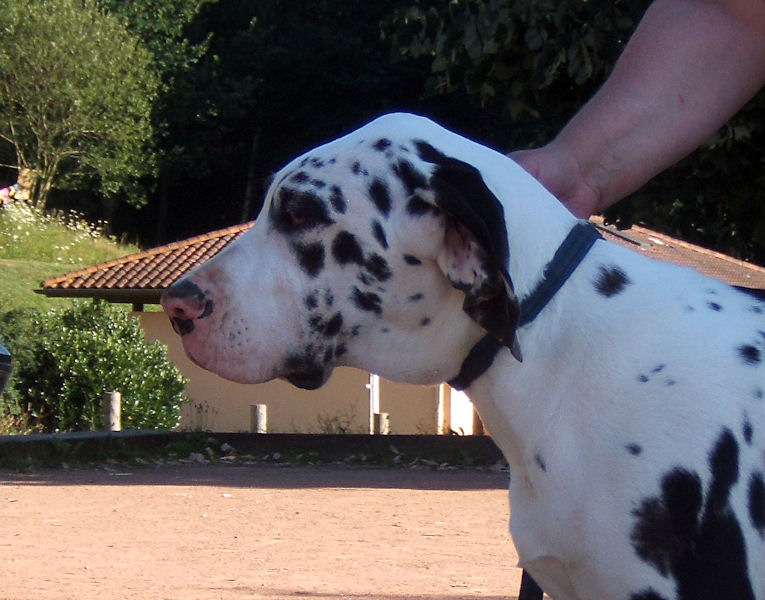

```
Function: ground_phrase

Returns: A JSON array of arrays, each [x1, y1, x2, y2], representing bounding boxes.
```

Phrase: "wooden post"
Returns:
[[250, 404, 268, 433], [373, 412, 390, 435], [103, 391, 121, 432]]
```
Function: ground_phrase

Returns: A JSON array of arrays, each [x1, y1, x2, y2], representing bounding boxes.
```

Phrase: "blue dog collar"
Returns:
[[448, 221, 602, 391]]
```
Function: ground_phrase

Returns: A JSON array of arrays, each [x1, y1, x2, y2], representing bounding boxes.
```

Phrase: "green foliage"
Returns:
[[0, 303, 188, 432], [99, 0, 211, 185], [385, 0, 648, 147], [0, 0, 159, 210], [386, 0, 765, 263]]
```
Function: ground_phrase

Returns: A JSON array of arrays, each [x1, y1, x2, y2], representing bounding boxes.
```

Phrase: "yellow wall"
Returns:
[[138, 311, 466, 434], [377, 379, 439, 434]]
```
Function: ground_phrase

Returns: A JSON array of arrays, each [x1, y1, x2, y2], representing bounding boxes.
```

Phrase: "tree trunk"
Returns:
[[240, 125, 261, 222]]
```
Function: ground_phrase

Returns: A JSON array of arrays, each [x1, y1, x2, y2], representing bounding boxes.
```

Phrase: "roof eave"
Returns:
[[35, 287, 164, 305]]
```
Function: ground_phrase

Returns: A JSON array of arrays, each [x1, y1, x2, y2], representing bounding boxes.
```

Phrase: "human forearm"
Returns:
[[514, 0, 765, 217]]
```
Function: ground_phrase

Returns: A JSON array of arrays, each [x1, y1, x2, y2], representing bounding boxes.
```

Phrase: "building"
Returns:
[[38, 218, 765, 433]]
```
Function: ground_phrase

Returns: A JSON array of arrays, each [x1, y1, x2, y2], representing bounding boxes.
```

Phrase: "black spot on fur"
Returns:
[[323, 347, 334, 364], [305, 293, 319, 310], [352, 287, 382, 314], [743, 419, 753, 445], [419, 318, 431, 327], [632, 468, 703, 577], [749, 472, 765, 536], [369, 179, 391, 217], [329, 185, 347, 213], [626, 443, 643, 456], [408, 293, 424, 302], [637, 374, 649, 383], [651, 364, 666, 373], [324, 312, 343, 337], [290, 171, 310, 183], [595, 265, 631, 297], [373, 138, 392, 152], [403, 254, 422, 266], [631, 428, 754, 600], [293, 242, 325, 278], [708, 301, 723, 312], [738, 344, 761, 365], [707, 429, 739, 510], [414, 140, 447, 163], [755, 388, 764, 400], [534, 453, 547, 472], [372, 221, 388, 250], [365, 254, 392, 282], [311, 179, 326, 189], [630, 591, 669, 600], [332, 231, 364, 266], [406, 194, 432, 216], [393, 159, 428, 195]]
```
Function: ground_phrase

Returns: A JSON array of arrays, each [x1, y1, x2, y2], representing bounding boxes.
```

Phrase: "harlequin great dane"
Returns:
[[161, 113, 765, 600]]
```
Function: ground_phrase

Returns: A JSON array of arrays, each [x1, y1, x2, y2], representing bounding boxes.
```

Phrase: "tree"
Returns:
[[99, 0, 211, 241], [0, 0, 159, 211]]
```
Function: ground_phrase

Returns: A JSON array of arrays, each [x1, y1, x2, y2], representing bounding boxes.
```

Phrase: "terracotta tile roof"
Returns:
[[38, 217, 764, 304], [592, 217, 765, 289], [38, 222, 252, 304]]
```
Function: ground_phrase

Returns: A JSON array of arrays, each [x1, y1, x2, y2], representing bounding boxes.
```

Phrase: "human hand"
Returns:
[[509, 145, 601, 219]]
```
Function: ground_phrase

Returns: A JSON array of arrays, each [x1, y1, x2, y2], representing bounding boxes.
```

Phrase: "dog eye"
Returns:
[[271, 188, 335, 233], [286, 206, 306, 228]]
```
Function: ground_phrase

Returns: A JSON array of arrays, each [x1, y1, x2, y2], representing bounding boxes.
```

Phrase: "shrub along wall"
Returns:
[[0, 302, 188, 432]]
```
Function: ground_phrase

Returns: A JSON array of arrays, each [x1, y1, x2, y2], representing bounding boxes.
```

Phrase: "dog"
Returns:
[[161, 113, 764, 600]]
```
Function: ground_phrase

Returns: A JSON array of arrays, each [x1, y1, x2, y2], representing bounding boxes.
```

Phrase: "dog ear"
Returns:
[[416, 142, 522, 361]]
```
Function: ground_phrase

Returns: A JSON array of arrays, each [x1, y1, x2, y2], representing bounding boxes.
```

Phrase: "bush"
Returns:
[[0, 302, 188, 432]]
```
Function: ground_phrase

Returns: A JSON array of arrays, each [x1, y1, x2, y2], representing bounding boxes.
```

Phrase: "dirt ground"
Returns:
[[0, 463, 523, 600]]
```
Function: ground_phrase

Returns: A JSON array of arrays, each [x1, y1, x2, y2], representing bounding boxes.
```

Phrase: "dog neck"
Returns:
[[448, 221, 602, 391]]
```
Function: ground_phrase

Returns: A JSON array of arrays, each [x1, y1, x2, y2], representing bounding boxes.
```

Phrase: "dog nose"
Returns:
[[160, 279, 214, 336]]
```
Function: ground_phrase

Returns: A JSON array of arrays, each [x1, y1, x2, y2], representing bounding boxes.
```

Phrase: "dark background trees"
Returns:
[[2, 0, 762, 263]]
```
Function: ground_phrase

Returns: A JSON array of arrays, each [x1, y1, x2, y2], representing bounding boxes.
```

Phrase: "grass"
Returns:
[[0, 258, 74, 311], [0, 201, 138, 312]]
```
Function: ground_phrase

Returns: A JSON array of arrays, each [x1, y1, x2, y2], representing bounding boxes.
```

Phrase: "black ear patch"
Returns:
[[415, 140, 520, 359], [415, 141, 510, 267]]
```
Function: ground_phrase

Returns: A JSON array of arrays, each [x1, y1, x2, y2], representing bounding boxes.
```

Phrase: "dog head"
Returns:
[[161, 114, 520, 389]]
